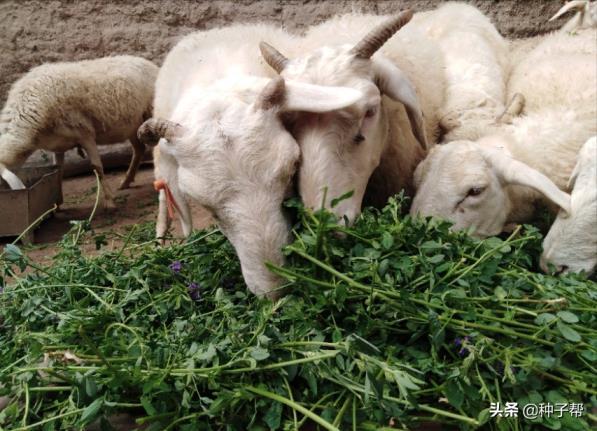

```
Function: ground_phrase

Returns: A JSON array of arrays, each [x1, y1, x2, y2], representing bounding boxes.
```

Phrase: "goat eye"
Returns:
[[365, 108, 376, 118], [467, 186, 485, 197], [353, 133, 365, 144]]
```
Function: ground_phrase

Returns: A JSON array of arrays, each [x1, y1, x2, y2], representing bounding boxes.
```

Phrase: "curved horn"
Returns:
[[549, 1, 588, 22], [260, 42, 289, 73], [137, 118, 184, 146], [495, 93, 526, 124], [350, 10, 414, 59]]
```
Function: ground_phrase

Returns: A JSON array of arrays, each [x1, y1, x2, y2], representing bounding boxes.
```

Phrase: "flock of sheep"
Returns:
[[0, 1, 595, 298]]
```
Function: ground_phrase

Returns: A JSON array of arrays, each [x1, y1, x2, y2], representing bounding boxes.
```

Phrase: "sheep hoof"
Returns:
[[118, 180, 132, 190], [103, 199, 117, 212]]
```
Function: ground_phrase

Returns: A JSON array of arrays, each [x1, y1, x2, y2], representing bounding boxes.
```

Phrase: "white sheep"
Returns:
[[142, 24, 362, 298], [0, 56, 158, 208], [411, 2, 510, 143], [509, 1, 596, 77], [410, 27, 596, 237], [541, 136, 596, 276], [260, 9, 444, 221], [549, 0, 597, 33]]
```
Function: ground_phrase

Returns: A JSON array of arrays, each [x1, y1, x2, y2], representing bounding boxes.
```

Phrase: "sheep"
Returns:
[[410, 27, 596, 237], [549, 0, 597, 33], [410, 3, 510, 143], [509, 1, 596, 78], [260, 8, 445, 222], [540, 136, 596, 276], [142, 24, 362, 298], [0, 56, 158, 208]]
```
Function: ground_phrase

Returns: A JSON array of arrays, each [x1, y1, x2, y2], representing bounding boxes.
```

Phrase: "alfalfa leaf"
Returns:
[[557, 321, 581, 342]]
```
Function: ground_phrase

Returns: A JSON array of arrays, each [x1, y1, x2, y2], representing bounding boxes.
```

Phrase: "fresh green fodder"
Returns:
[[0, 197, 595, 430]]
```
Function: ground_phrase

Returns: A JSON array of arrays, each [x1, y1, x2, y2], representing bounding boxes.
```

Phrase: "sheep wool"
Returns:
[[0, 55, 158, 205]]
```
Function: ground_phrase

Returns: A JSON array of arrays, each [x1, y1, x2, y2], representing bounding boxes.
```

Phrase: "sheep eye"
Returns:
[[365, 108, 376, 118], [353, 133, 365, 144], [467, 186, 485, 197]]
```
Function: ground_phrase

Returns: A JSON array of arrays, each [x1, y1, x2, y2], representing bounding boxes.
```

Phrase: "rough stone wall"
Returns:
[[0, 0, 566, 106]]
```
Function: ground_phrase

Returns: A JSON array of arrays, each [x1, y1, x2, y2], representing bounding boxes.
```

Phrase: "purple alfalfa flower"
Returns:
[[187, 282, 201, 301], [454, 335, 472, 356], [169, 260, 182, 273]]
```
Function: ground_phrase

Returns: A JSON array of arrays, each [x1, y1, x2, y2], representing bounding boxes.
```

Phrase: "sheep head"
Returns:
[[541, 136, 596, 276], [259, 10, 427, 225], [410, 136, 572, 238], [150, 76, 361, 298]]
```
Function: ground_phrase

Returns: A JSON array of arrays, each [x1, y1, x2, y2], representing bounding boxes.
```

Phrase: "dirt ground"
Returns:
[[0, 164, 214, 264]]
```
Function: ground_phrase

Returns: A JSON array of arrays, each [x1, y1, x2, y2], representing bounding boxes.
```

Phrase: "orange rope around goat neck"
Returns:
[[154, 179, 181, 219]]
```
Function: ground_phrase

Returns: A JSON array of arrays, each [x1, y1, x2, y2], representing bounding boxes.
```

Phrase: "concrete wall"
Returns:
[[0, 0, 566, 106]]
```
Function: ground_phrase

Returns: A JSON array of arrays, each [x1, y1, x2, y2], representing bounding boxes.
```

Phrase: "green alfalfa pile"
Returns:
[[0, 196, 595, 431]]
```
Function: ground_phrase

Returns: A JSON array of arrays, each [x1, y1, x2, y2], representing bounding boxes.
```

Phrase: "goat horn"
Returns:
[[260, 42, 289, 73], [495, 93, 526, 124], [549, 1, 588, 22], [350, 10, 414, 59], [137, 118, 184, 146]]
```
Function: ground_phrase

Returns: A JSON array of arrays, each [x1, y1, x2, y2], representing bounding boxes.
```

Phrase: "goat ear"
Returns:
[[281, 80, 363, 113], [481, 147, 572, 215], [372, 57, 427, 150]]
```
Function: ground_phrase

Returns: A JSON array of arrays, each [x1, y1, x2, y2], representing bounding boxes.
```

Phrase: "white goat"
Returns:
[[0, 56, 158, 207], [410, 27, 596, 237], [260, 9, 444, 221], [141, 24, 361, 298], [549, 0, 597, 32], [541, 136, 596, 276]]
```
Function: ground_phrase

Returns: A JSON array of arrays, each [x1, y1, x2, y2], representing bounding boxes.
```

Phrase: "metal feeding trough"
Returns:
[[0, 165, 63, 243]]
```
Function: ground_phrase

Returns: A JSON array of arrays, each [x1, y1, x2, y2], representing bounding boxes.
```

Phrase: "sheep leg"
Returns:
[[156, 189, 171, 244], [53, 152, 65, 206], [173, 192, 193, 238], [79, 137, 116, 210], [155, 186, 193, 243], [119, 136, 145, 190]]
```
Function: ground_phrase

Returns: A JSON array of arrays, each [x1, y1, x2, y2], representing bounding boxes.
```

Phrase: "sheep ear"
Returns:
[[373, 57, 427, 150], [481, 147, 572, 215], [282, 80, 363, 113]]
